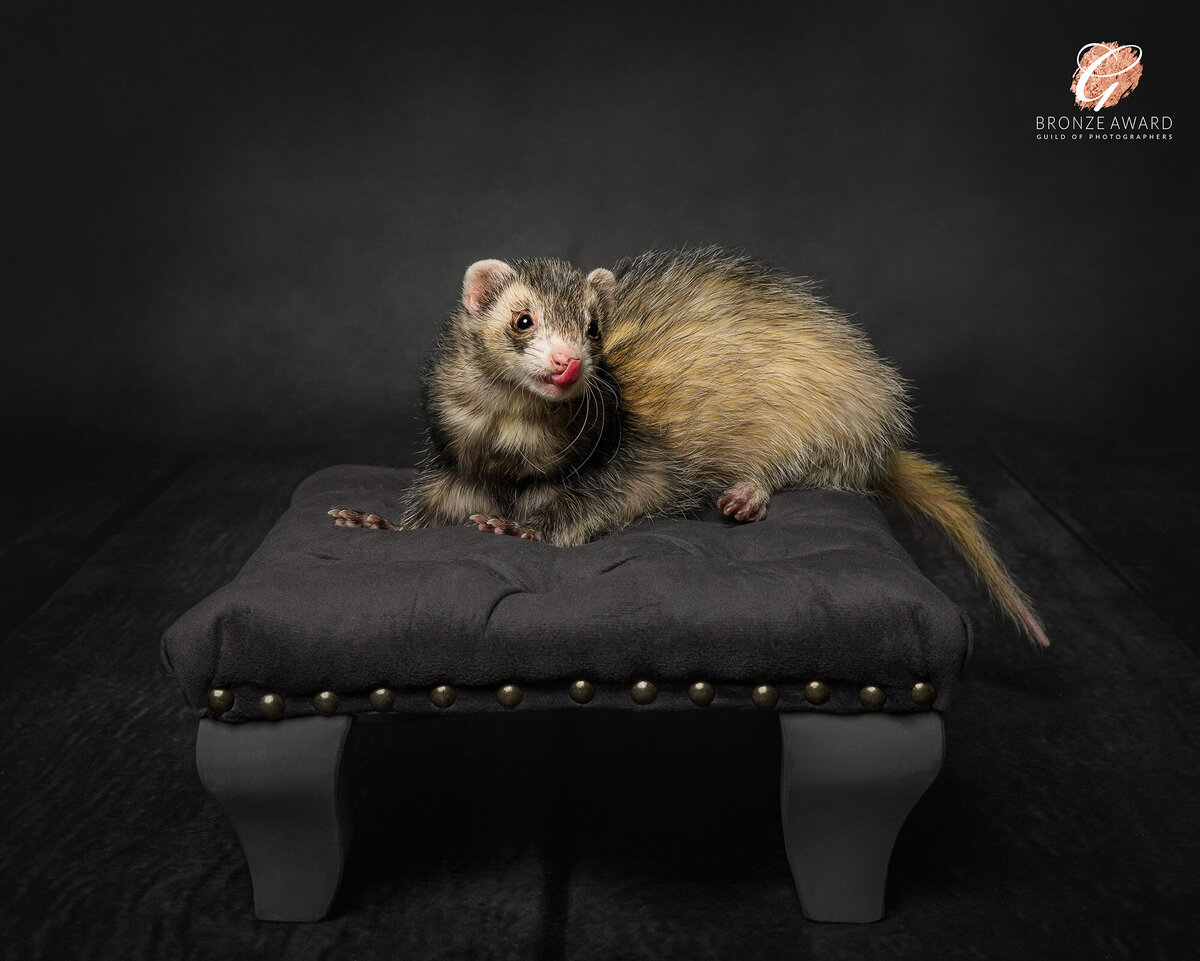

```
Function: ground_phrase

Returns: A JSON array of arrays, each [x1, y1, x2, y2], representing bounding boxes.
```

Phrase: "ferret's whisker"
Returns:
[[557, 385, 590, 459], [569, 382, 606, 479]]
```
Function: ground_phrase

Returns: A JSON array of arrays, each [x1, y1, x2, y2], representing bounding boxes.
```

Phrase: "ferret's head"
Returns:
[[458, 257, 615, 402]]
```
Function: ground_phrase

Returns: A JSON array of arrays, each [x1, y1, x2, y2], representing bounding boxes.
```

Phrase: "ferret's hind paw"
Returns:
[[469, 514, 539, 540], [328, 508, 401, 531], [717, 482, 770, 523]]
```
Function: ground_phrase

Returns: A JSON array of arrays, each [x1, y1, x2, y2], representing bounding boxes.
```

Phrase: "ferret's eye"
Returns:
[[586, 320, 600, 339], [513, 312, 534, 332]]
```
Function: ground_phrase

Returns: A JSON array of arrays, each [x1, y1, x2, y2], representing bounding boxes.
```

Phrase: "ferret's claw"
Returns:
[[469, 514, 539, 540], [717, 482, 770, 524], [329, 507, 399, 531]]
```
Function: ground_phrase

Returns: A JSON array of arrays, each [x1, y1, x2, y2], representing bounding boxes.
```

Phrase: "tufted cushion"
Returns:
[[162, 465, 971, 721]]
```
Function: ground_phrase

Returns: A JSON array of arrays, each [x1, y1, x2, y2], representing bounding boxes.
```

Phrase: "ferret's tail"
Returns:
[[880, 450, 1050, 648]]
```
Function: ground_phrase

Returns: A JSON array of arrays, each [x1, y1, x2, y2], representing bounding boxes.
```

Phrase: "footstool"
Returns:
[[162, 465, 970, 923]]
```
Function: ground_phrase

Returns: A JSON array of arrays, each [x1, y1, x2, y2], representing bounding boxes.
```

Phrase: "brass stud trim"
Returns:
[[630, 680, 657, 705], [859, 685, 886, 711], [751, 684, 779, 710], [803, 681, 831, 706], [497, 684, 523, 709], [910, 682, 937, 707], [569, 680, 595, 704], [368, 687, 396, 712], [688, 681, 715, 707], [259, 693, 285, 720], [312, 691, 339, 715], [208, 688, 234, 715], [430, 685, 456, 709]]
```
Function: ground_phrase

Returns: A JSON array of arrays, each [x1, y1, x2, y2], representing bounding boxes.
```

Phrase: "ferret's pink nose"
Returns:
[[550, 349, 580, 373]]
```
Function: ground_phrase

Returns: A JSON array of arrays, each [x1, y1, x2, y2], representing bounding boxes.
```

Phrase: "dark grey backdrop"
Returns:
[[5, 11, 1199, 959], [9, 5, 1193, 463]]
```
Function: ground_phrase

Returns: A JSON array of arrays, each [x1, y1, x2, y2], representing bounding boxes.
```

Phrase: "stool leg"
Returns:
[[196, 716, 354, 921], [778, 712, 944, 922]]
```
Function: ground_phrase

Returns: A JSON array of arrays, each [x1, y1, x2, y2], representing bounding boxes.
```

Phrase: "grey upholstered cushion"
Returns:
[[162, 465, 970, 720]]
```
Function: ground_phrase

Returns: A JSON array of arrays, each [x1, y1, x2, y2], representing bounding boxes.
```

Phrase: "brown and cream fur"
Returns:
[[332, 248, 1049, 647]]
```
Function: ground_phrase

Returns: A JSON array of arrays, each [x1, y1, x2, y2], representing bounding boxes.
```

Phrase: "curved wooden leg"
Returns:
[[779, 712, 944, 922], [196, 715, 354, 921]]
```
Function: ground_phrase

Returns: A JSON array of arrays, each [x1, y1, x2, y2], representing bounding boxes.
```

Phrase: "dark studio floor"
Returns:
[[2, 431, 1198, 961]]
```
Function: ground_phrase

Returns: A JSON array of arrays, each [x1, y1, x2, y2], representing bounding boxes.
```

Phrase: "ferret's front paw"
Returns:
[[717, 482, 770, 523], [328, 508, 401, 531], [469, 514, 539, 540]]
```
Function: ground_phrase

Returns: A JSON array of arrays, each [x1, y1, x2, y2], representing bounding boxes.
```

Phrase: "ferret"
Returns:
[[331, 248, 1049, 647]]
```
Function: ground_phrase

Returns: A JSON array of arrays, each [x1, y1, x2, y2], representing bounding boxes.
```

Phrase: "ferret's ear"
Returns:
[[463, 259, 516, 315], [586, 268, 616, 317]]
